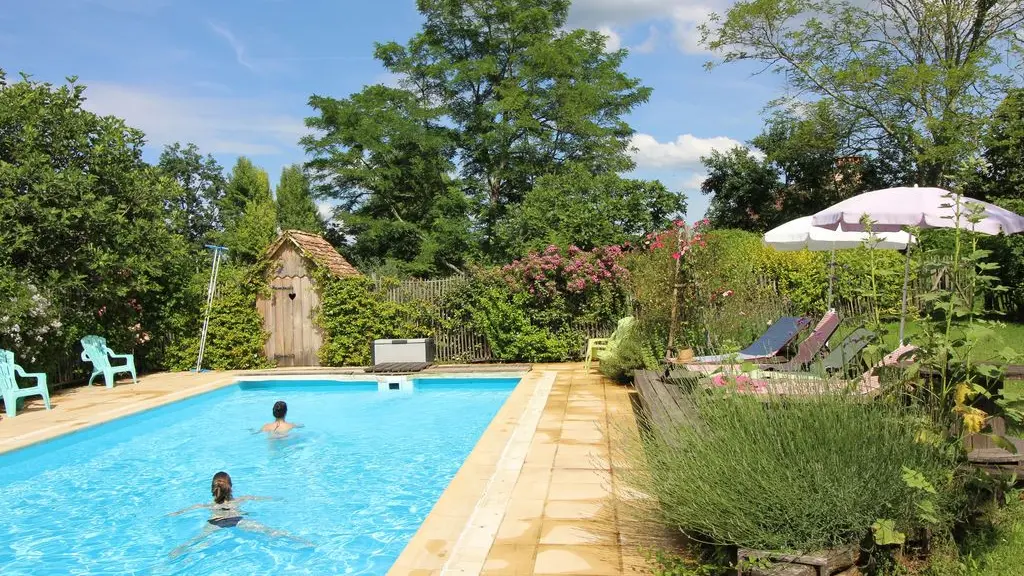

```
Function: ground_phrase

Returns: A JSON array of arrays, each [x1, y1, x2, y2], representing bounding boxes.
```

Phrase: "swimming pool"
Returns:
[[0, 376, 519, 575]]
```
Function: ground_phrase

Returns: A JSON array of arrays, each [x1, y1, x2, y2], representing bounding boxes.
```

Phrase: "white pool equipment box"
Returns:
[[371, 338, 436, 364]]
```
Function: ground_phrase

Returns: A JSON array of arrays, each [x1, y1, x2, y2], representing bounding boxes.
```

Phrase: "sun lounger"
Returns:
[[683, 315, 811, 365], [761, 310, 841, 371], [669, 343, 918, 397]]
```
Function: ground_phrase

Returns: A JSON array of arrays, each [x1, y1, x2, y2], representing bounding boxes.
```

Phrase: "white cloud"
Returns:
[[81, 82, 308, 156], [597, 26, 622, 51], [632, 26, 659, 53], [568, 0, 723, 54], [630, 132, 745, 169], [207, 21, 256, 72], [681, 172, 707, 191], [316, 200, 335, 222]]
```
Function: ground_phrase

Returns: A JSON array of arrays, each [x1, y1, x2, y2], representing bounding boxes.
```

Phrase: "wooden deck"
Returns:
[[631, 370, 694, 434], [364, 362, 432, 373]]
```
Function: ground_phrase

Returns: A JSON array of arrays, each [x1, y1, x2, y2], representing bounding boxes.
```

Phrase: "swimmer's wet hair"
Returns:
[[211, 471, 233, 504], [272, 400, 287, 419]]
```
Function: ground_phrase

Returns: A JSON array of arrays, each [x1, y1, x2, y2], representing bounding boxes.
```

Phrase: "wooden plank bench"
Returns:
[[632, 369, 695, 437]]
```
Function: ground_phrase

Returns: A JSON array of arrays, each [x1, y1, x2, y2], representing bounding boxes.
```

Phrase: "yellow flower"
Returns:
[[955, 405, 988, 434], [954, 383, 972, 406]]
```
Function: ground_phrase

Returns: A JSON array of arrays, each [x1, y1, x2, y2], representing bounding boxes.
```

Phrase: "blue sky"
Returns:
[[2, 0, 783, 218]]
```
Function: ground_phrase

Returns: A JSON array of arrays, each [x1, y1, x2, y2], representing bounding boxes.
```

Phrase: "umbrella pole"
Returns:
[[898, 238, 912, 344], [827, 248, 835, 309]]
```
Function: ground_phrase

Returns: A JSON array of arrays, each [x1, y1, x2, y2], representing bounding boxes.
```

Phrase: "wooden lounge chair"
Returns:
[[0, 349, 51, 417], [669, 343, 918, 397]]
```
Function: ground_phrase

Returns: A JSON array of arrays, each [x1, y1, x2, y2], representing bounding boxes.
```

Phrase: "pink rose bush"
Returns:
[[502, 244, 630, 302]]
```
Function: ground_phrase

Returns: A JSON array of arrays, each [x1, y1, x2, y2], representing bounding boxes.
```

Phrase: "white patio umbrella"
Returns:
[[763, 216, 912, 308], [811, 186, 1024, 342]]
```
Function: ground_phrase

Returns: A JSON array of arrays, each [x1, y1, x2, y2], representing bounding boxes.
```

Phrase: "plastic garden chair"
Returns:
[[0, 349, 51, 417], [80, 335, 138, 388], [584, 316, 635, 372]]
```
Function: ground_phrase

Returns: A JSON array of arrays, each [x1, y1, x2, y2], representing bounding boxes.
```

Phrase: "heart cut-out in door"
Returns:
[[288, 293, 296, 300]]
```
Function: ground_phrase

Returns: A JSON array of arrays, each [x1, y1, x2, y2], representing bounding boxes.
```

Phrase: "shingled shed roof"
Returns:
[[266, 229, 361, 277]]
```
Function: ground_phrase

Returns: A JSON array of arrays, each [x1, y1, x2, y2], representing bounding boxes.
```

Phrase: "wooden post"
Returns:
[[666, 225, 687, 354]]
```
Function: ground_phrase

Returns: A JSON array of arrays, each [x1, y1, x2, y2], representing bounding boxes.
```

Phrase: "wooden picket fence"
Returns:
[[378, 277, 615, 363]]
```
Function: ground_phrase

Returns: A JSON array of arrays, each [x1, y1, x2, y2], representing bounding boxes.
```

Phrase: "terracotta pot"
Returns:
[[676, 348, 694, 362]]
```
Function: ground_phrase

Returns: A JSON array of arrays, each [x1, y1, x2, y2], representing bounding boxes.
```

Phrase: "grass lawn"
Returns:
[[832, 319, 1024, 364], [954, 493, 1024, 576]]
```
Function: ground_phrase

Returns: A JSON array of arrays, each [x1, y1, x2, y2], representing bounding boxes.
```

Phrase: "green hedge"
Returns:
[[163, 265, 273, 371], [315, 274, 430, 366]]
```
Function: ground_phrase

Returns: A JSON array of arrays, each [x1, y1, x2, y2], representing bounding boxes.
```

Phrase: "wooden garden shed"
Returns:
[[257, 230, 361, 367]]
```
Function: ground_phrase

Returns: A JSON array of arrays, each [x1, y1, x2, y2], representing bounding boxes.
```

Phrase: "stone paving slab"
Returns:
[[389, 363, 661, 576]]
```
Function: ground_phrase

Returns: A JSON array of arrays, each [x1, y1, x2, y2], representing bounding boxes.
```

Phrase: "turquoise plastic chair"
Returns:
[[80, 335, 137, 388], [0, 349, 51, 417]]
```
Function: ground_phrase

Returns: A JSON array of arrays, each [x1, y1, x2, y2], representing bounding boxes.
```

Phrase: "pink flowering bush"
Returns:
[[442, 245, 632, 362], [501, 244, 631, 325]]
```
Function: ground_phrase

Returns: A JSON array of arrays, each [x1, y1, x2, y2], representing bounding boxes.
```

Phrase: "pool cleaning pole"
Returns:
[[195, 245, 228, 372]]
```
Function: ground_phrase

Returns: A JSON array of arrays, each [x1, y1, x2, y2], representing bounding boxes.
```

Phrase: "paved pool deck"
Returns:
[[0, 363, 667, 575]]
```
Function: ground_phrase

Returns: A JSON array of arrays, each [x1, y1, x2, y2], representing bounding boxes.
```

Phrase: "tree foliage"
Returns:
[[702, 100, 914, 231], [275, 164, 323, 234], [220, 158, 277, 264], [977, 89, 1024, 203], [0, 72, 191, 368], [497, 163, 684, 255], [305, 0, 671, 269], [304, 85, 471, 276], [220, 157, 272, 230], [157, 142, 226, 247], [702, 0, 1024, 186]]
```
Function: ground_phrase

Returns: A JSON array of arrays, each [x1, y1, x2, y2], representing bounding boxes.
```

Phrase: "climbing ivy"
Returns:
[[314, 273, 431, 366]]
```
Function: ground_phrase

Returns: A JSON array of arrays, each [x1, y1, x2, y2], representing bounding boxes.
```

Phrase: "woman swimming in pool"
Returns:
[[169, 472, 309, 557]]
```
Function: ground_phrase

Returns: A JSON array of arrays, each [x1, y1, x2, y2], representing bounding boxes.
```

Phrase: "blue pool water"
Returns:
[[0, 377, 518, 575]]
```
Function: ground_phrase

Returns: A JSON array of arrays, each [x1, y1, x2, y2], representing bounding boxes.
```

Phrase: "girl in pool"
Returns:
[[169, 471, 308, 557]]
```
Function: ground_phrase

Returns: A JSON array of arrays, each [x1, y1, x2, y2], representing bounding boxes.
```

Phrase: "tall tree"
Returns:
[[157, 142, 226, 246], [701, 101, 902, 231], [220, 157, 272, 230], [977, 89, 1024, 203], [220, 157, 275, 264], [306, 0, 661, 265], [0, 72, 191, 363], [304, 85, 471, 276], [701, 147, 784, 231], [275, 165, 324, 234], [496, 163, 685, 255], [702, 0, 1023, 186]]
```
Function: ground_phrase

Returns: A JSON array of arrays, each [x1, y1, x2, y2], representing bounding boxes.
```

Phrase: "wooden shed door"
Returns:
[[260, 276, 322, 367]]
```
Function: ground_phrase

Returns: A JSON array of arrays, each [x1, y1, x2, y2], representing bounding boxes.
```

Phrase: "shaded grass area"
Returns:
[[953, 493, 1024, 576], [831, 319, 1024, 364]]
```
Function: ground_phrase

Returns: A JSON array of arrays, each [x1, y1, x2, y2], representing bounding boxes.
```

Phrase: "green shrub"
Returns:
[[164, 265, 273, 371], [620, 389, 963, 551], [315, 274, 430, 366], [598, 318, 663, 381], [444, 276, 581, 362]]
